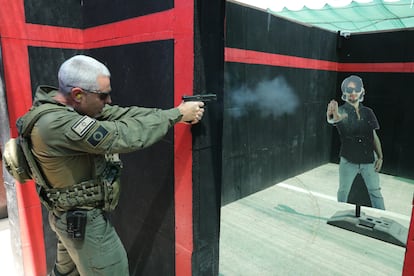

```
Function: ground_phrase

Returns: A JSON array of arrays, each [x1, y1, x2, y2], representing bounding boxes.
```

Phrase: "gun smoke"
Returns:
[[228, 76, 299, 118]]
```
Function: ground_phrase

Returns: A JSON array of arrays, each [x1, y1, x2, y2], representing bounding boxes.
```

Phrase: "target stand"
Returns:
[[327, 173, 408, 247], [327, 205, 408, 247]]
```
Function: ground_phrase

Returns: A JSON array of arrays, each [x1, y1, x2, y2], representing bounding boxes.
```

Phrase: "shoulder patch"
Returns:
[[71, 116, 96, 137], [87, 125, 109, 147]]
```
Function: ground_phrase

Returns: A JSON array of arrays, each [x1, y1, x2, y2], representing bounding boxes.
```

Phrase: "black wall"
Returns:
[[192, 1, 224, 275], [29, 40, 177, 275], [223, 3, 414, 205], [225, 4, 337, 61], [24, 0, 173, 29], [222, 3, 338, 204], [93, 41, 176, 275]]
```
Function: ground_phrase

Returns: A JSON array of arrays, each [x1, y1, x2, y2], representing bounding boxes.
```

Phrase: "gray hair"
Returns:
[[58, 55, 111, 94]]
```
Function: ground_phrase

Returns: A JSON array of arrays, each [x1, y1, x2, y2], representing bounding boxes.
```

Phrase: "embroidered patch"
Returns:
[[87, 125, 109, 147], [71, 116, 96, 137]]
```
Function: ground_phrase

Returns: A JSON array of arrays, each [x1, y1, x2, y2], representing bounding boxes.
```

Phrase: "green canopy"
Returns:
[[235, 0, 414, 33]]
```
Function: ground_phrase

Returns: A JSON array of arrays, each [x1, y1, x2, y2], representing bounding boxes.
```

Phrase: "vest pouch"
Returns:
[[3, 138, 32, 183], [101, 163, 121, 212], [104, 176, 120, 212]]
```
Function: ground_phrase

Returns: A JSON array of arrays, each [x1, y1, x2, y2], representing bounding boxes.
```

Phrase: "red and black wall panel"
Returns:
[[223, 1, 414, 201], [223, 2, 414, 272], [222, 2, 339, 204], [0, 1, 223, 275]]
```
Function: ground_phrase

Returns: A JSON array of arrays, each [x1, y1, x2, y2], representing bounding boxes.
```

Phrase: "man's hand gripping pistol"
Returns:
[[182, 94, 217, 123]]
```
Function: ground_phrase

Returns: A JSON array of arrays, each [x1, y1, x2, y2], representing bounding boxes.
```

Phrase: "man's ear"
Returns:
[[71, 88, 83, 103]]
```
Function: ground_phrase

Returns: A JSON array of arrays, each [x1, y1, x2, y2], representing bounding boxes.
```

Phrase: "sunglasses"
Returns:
[[344, 86, 363, 94], [81, 89, 111, 100]]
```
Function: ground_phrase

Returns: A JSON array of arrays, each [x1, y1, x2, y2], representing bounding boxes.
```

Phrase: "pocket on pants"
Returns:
[[89, 241, 128, 274]]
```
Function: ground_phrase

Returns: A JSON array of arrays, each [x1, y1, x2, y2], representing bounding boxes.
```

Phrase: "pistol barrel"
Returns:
[[182, 94, 217, 102]]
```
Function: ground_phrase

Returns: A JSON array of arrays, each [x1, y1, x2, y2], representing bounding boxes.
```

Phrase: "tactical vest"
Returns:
[[14, 103, 121, 212]]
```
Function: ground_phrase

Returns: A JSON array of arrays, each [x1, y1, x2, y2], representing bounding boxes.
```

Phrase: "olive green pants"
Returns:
[[48, 209, 129, 276]]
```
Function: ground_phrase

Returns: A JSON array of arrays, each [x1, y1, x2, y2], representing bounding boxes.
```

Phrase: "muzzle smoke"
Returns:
[[228, 76, 299, 118]]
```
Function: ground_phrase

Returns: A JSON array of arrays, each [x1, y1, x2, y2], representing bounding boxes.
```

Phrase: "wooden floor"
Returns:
[[219, 163, 413, 276]]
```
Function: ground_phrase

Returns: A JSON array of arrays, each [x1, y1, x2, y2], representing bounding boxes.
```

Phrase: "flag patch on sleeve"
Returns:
[[87, 125, 109, 147], [71, 116, 96, 137]]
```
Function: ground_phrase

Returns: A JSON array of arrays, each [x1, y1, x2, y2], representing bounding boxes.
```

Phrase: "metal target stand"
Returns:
[[327, 174, 408, 247]]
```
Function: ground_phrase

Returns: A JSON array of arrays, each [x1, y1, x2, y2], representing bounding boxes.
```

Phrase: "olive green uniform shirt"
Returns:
[[30, 86, 182, 189]]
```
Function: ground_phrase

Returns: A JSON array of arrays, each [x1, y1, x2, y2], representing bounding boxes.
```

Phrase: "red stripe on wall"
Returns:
[[0, 1, 26, 39], [84, 10, 175, 48], [173, 1, 194, 275], [225, 47, 338, 71], [403, 199, 414, 276], [225, 47, 414, 73], [0, 1, 48, 275], [338, 62, 414, 72]]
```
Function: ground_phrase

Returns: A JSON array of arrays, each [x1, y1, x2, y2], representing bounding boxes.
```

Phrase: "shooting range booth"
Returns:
[[1, 0, 414, 275]]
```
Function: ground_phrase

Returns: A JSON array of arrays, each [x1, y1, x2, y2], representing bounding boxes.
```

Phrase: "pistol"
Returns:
[[182, 94, 217, 103]]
